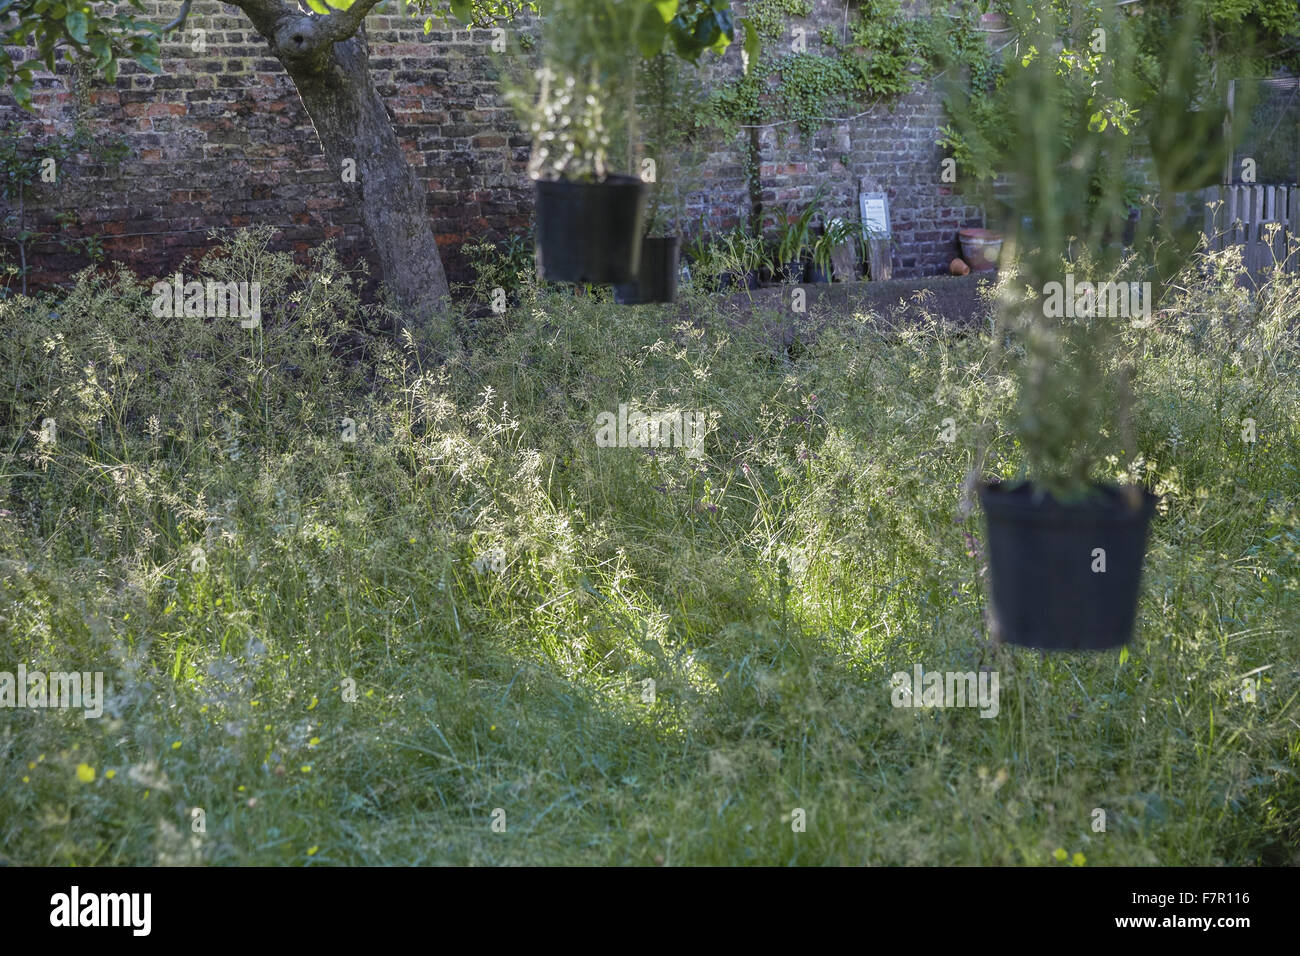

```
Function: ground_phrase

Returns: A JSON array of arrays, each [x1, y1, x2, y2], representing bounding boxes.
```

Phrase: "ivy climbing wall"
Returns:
[[0, 0, 993, 291]]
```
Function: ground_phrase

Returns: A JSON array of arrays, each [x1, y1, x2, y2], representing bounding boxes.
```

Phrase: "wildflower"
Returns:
[[76, 763, 95, 783], [1053, 847, 1068, 861]]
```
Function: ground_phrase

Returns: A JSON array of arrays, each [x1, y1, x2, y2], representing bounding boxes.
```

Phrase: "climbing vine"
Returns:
[[703, 0, 985, 137]]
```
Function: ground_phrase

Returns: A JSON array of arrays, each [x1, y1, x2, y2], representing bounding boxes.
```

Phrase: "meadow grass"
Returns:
[[0, 231, 1296, 865]]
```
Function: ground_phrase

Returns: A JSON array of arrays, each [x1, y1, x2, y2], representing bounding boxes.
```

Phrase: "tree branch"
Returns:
[[227, 0, 386, 67], [318, 0, 388, 43], [162, 0, 194, 33]]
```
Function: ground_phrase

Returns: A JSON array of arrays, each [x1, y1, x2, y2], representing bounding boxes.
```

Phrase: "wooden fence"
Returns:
[[1201, 184, 1300, 282]]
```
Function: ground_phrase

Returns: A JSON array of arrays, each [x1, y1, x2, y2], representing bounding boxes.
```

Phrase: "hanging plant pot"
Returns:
[[957, 228, 1003, 271], [534, 175, 647, 284], [614, 236, 680, 305], [977, 482, 1158, 651]]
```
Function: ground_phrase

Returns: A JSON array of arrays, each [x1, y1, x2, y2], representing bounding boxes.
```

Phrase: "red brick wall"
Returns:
[[0, 0, 985, 291]]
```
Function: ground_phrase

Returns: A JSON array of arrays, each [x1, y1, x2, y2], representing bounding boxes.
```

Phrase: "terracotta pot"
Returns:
[[958, 228, 1003, 271]]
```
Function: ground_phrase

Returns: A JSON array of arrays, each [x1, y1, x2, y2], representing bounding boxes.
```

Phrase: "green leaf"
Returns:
[[636, 11, 669, 58], [90, 35, 111, 67], [652, 0, 678, 24], [64, 9, 87, 44], [450, 0, 473, 24], [304, 0, 331, 14], [741, 18, 758, 74]]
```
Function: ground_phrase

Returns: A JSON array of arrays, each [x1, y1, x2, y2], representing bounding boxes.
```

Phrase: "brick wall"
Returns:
[[0, 0, 986, 291]]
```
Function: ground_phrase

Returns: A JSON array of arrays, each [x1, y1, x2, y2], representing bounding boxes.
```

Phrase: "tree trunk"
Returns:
[[242, 6, 453, 343]]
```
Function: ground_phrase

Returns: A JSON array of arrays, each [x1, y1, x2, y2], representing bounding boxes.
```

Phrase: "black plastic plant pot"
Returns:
[[720, 270, 760, 291], [534, 175, 647, 285], [806, 263, 832, 283], [614, 236, 680, 305], [977, 482, 1158, 651]]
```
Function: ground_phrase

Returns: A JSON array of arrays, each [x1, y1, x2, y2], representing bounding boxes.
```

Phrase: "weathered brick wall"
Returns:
[[0, 0, 986, 291]]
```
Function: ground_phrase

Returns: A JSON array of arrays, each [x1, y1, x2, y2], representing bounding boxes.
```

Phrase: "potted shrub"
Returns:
[[771, 200, 819, 284], [505, 0, 745, 285], [681, 229, 717, 291], [952, 4, 1206, 652], [808, 217, 856, 283], [715, 228, 763, 290], [615, 54, 705, 305]]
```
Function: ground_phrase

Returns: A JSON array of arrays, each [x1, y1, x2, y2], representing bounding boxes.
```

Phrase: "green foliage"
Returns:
[[747, 0, 812, 44], [810, 216, 855, 272], [0, 119, 127, 294], [776, 53, 855, 136], [705, 0, 982, 139], [772, 188, 823, 263], [501, 0, 745, 181], [458, 233, 537, 305], [0, 0, 163, 109]]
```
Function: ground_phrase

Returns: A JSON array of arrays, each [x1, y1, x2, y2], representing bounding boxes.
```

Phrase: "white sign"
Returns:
[[860, 192, 891, 239]]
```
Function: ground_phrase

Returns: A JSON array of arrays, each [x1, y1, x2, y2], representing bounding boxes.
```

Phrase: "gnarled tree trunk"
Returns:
[[233, 0, 451, 341]]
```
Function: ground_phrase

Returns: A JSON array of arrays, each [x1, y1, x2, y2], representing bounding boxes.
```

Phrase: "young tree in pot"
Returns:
[[615, 54, 704, 305], [505, 0, 752, 286], [952, 2, 1233, 652]]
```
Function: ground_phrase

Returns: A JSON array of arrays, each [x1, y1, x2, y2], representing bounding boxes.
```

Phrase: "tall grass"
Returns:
[[0, 230, 1296, 864]]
